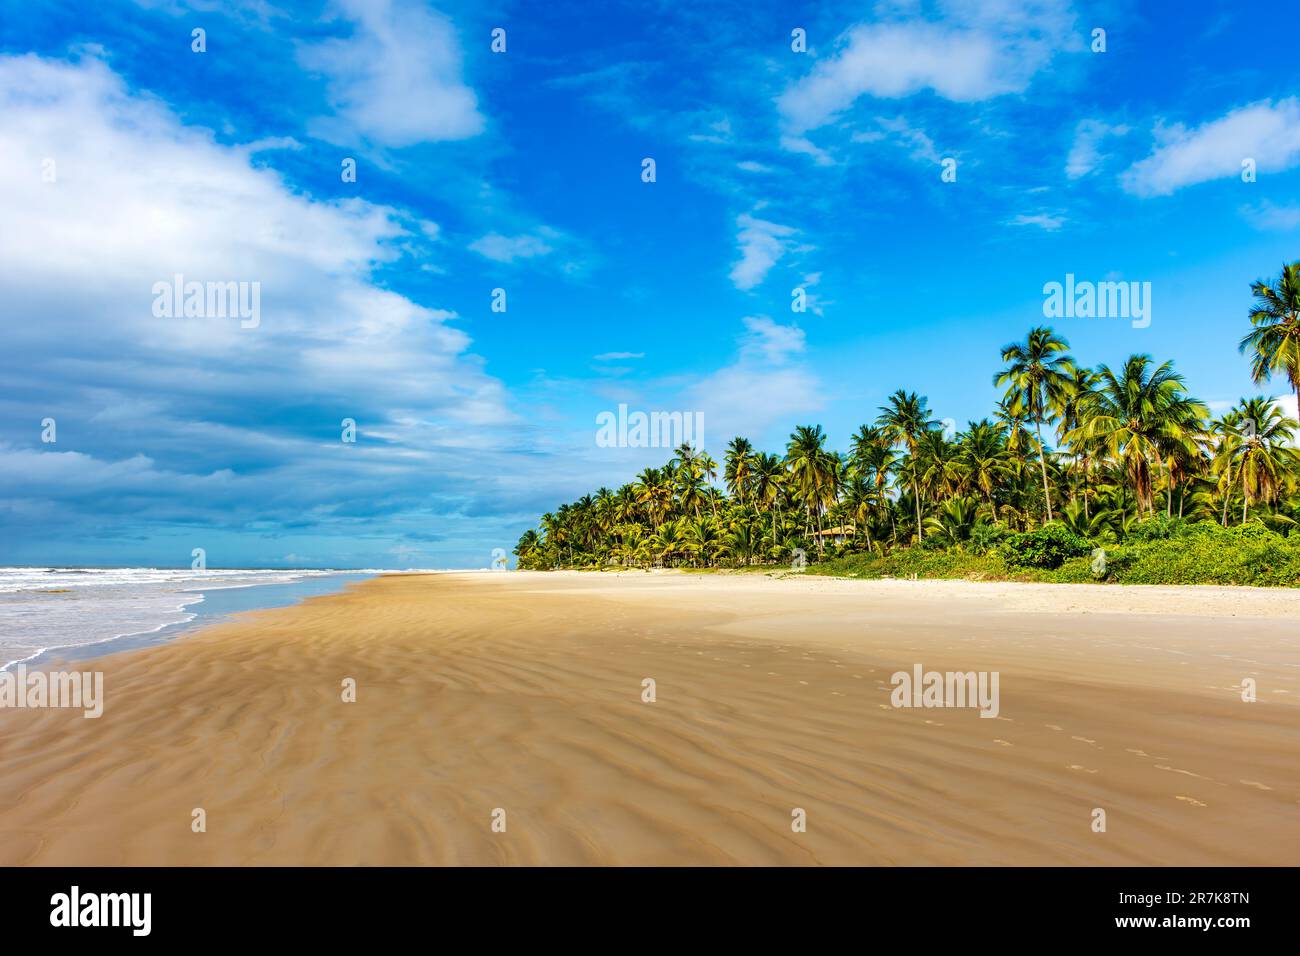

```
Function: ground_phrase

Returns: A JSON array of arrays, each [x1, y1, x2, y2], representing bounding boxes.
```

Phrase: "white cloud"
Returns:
[[594, 352, 645, 361], [1240, 200, 1300, 231], [468, 230, 556, 263], [684, 317, 820, 447], [246, 135, 305, 153], [854, 116, 945, 164], [1065, 119, 1129, 178], [298, 0, 483, 148], [795, 272, 827, 316], [729, 213, 795, 290], [0, 53, 521, 545], [777, 2, 1075, 138], [688, 116, 733, 144], [778, 135, 835, 165], [739, 315, 805, 363], [1282, 394, 1299, 423], [1121, 99, 1300, 197], [1007, 213, 1065, 231]]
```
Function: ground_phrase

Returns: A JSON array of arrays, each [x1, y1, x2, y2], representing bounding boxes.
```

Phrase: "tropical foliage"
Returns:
[[516, 265, 1300, 586]]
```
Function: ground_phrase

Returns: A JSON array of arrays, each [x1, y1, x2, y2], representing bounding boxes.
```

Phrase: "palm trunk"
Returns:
[[1083, 460, 1091, 520], [1033, 421, 1053, 522], [1221, 467, 1231, 527], [912, 481, 922, 542]]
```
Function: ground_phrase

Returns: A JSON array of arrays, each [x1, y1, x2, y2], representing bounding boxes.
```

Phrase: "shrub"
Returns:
[[1123, 514, 1189, 542], [920, 532, 950, 551], [1000, 523, 1092, 569], [1080, 522, 1300, 586], [970, 521, 1007, 555], [811, 520, 1300, 587]]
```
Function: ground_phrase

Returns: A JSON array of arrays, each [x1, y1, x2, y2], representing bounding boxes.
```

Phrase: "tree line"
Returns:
[[515, 263, 1300, 570]]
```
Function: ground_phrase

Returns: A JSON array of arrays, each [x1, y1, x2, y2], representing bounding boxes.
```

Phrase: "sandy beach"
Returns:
[[1, 571, 1297, 866]]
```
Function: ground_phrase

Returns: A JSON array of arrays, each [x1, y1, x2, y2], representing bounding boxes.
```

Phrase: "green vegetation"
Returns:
[[816, 523, 1300, 587], [515, 263, 1300, 588]]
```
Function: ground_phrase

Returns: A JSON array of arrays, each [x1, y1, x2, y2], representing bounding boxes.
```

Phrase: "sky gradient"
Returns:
[[2, 0, 1299, 568]]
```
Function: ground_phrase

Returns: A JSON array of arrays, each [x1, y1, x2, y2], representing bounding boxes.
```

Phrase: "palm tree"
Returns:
[[721, 522, 759, 566], [698, 451, 720, 519], [752, 452, 784, 551], [955, 419, 1011, 517], [849, 425, 898, 507], [633, 467, 672, 529], [841, 473, 880, 549], [916, 429, 960, 504], [995, 327, 1075, 522], [676, 465, 707, 518], [649, 519, 683, 567], [1056, 365, 1100, 515], [513, 528, 540, 564], [923, 496, 980, 545], [1208, 409, 1244, 527], [725, 437, 755, 506], [876, 390, 935, 540], [785, 425, 835, 546], [1058, 498, 1111, 539], [1066, 355, 1207, 516], [671, 443, 699, 471], [1240, 262, 1300, 416], [683, 517, 722, 567], [1233, 397, 1299, 521], [522, 269, 1300, 572]]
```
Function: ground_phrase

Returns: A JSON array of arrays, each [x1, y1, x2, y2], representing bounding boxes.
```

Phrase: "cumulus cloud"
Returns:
[[777, 1, 1075, 139], [1120, 99, 1300, 197], [0, 53, 528, 562], [297, 0, 484, 148]]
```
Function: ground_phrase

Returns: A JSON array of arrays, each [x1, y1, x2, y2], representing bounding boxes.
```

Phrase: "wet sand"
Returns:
[[1, 571, 1297, 865]]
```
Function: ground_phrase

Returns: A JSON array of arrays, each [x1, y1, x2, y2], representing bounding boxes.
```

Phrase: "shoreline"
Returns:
[[0, 570, 377, 672], [14, 568, 1300, 678], [1, 571, 1296, 865]]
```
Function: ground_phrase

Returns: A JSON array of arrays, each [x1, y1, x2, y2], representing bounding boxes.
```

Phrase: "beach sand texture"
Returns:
[[1, 571, 1297, 866]]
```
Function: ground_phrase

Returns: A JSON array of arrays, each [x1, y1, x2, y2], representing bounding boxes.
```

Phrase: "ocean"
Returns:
[[0, 568, 382, 670]]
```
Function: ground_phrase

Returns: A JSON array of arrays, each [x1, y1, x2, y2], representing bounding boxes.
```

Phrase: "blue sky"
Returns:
[[1, 0, 1299, 569]]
